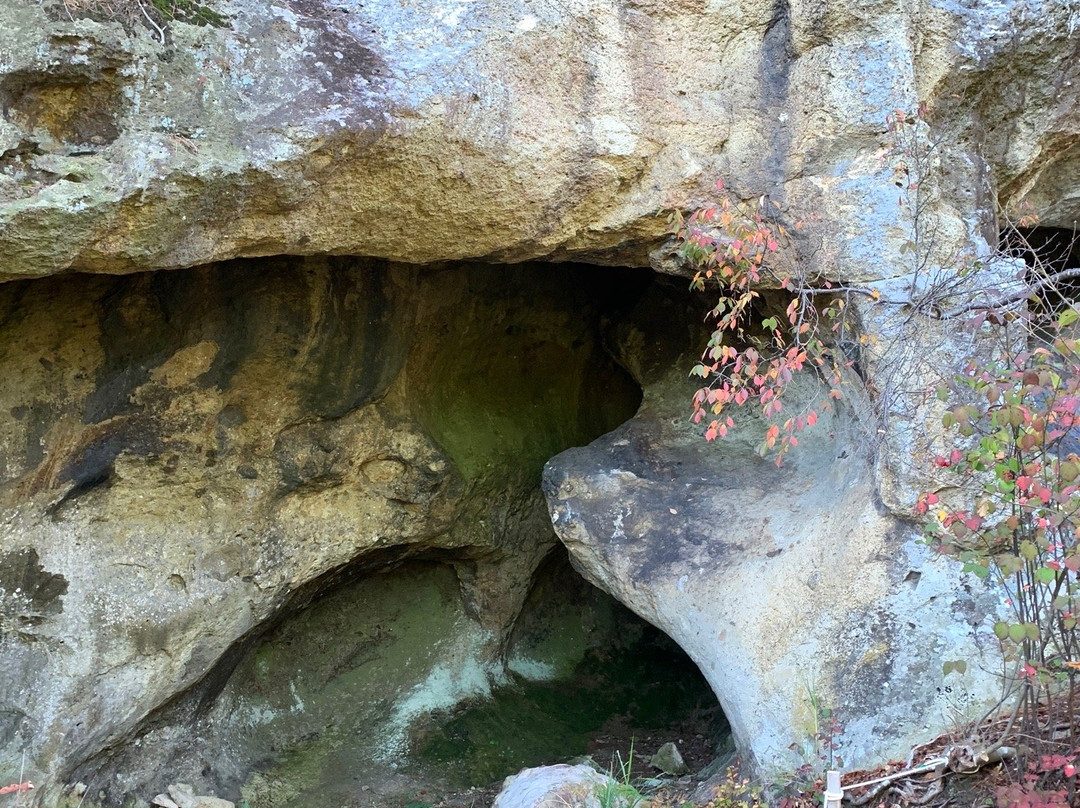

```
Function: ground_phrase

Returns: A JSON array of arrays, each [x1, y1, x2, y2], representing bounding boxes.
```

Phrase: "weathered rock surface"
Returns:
[[0, 0, 1075, 515], [543, 286, 1003, 774], [0, 0, 1076, 278], [154, 783, 234, 808]]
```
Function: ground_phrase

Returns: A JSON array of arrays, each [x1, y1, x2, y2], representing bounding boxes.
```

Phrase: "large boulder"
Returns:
[[492, 764, 638, 808], [0, 0, 1075, 278], [543, 287, 1003, 774]]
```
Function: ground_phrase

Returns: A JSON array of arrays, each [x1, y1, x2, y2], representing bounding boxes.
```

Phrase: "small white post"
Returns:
[[823, 770, 843, 808]]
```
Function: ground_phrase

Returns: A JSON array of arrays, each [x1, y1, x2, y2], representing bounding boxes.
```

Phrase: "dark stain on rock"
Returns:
[[82, 260, 408, 424], [0, 548, 69, 642], [1, 72, 121, 147], [147, 265, 252, 395], [83, 276, 180, 424], [297, 260, 405, 419], [0, 708, 30, 750], [11, 399, 67, 479], [273, 421, 341, 493], [217, 404, 247, 428], [758, 0, 794, 190], [60, 417, 161, 490]]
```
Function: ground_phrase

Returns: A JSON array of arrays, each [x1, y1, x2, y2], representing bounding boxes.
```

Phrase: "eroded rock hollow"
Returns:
[[0, 261, 697, 804]]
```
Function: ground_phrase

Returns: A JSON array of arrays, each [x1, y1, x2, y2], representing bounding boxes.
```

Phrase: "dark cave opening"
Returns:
[[29, 259, 727, 808], [1004, 226, 1080, 315], [142, 546, 729, 808], [412, 547, 730, 792]]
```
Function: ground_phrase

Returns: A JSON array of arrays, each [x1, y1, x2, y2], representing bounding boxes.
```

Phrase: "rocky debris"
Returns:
[[492, 764, 640, 808], [649, 743, 687, 776]]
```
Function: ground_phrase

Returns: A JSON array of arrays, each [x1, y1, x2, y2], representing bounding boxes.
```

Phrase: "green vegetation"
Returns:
[[52, 0, 228, 35], [597, 745, 647, 808], [149, 0, 227, 27], [413, 631, 724, 788]]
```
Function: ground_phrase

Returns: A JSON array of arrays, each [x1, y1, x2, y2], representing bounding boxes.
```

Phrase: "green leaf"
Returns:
[[942, 660, 968, 676], [1035, 566, 1057, 584], [1025, 622, 1041, 642], [996, 554, 1024, 576], [1008, 623, 1027, 643], [994, 621, 1010, 640], [1059, 308, 1080, 330]]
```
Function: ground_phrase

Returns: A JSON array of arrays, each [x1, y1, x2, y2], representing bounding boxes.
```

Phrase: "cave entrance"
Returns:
[[412, 548, 729, 794], [55, 259, 729, 807], [205, 548, 728, 808]]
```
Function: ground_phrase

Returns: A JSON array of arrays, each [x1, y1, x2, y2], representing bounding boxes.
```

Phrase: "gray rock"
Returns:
[[543, 287, 1005, 775], [492, 764, 642, 808], [0, 0, 1077, 796], [0, 265, 639, 801], [165, 783, 234, 808], [649, 742, 687, 776]]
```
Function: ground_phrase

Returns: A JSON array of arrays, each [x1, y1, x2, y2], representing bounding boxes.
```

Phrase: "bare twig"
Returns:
[[941, 266, 1080, 318], [136, 0, 167, 45]]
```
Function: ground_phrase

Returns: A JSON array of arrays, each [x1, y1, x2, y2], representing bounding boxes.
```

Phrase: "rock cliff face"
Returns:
[[1, 0, 1079, 801], [3, 0, 1073, 279]]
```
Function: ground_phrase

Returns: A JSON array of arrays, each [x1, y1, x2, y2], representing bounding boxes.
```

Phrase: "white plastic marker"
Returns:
[[823, 770, 842, 808]]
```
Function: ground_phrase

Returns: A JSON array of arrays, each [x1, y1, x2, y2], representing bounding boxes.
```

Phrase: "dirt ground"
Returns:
[[406, 702, 728, 808]]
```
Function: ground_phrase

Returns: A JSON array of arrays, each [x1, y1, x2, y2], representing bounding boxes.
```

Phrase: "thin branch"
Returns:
[[941, 266, 1080, 318], [782, 264, 1080, 321], [137, 0, 167, 45]]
